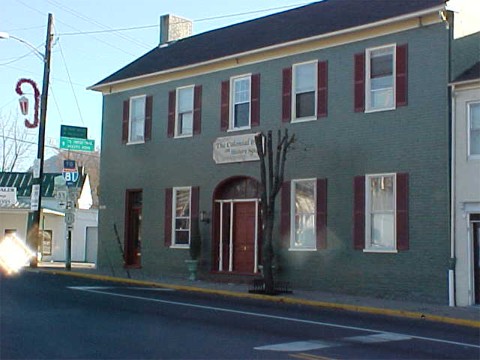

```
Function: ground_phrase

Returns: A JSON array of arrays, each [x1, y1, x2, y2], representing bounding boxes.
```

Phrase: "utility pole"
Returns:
[[28, 13, 54, 267]]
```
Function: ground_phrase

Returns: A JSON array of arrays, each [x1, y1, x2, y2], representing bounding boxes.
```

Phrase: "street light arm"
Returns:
[[0, 32, 45, 61]]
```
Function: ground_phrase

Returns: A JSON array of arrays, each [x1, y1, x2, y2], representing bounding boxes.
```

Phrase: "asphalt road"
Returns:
[[1, 271, 479, 359]]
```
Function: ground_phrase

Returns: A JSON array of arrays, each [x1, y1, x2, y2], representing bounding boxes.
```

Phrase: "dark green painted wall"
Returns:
[[98, 22, 451, 303]]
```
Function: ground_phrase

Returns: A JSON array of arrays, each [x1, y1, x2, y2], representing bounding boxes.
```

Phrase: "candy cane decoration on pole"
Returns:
[[15, 78, 40, 129]]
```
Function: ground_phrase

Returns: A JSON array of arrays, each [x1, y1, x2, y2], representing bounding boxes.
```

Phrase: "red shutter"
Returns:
[[282, 67, 292, 122], [167, 91, 175, 138], [122, 100, 129, 143], [164, 188, 173, 247], [191, 186, 199, 220], [251, 73, 260, 127], [144, 95, 153, 141], [316, 178, 327, 249], [354, 52, 365, 112], [396, 44, 408, 107], [353, 176, 366, 250], [396, 173, 409, 250], [220, 80, 230, 131], [317, 61, 328, 118], [193, 85, 202, 135], [280, 181, 291, 248]]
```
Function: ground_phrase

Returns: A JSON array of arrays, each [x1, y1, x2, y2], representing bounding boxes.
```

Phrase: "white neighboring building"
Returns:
[[0, 172, 98, 264], [451, 60, 480, 306]]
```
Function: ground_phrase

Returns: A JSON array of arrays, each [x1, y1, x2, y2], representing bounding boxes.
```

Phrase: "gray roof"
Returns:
[[453, 62, 480, 83], [92, 0, 444, 88]]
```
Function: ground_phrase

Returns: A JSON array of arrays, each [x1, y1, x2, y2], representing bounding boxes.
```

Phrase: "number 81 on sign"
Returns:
[[62, 170, 78, 186]]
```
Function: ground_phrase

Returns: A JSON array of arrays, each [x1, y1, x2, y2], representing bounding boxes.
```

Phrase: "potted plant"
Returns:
[[185, 218, 201, 280]]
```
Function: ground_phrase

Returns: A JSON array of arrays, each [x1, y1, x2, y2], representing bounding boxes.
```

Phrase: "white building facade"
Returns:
[[451, 64, 480, 306]]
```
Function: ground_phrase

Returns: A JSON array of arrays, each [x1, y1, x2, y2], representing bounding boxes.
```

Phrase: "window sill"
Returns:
[[363, 248, 398, 254], [174, 134, 193, 139], [467, 155, 480, 161], [288, 247, 317, 252], [126, 140, 145, 145], [170, 245, 190, 249], [364, 106, 396, 114], [291, 116, 317, 123], [227, 126, 251, 132]]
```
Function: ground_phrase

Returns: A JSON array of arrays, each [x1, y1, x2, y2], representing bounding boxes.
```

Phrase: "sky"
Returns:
[[0, 0, 310, 169], [2, 0, 478, 171]]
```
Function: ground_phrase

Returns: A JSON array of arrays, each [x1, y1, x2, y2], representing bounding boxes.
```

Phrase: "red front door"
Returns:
[[473, 221, 480, 304], [233, 202, 256, 273], [125, 190, 142, 268]]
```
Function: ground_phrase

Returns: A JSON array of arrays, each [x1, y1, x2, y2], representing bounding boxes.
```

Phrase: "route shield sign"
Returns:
[[63, 160, 79, 187]]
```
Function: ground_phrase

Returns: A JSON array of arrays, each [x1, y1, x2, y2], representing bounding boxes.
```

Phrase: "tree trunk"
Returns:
[[255, 129, 295, 295]]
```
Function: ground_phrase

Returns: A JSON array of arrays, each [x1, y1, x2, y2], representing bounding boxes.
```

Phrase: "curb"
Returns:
[[32, 269, 480, 329]]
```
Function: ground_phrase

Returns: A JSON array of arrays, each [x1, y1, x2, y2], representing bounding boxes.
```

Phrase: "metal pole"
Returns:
[[66, 230, 72, 270], [29, 13, 53, 267]]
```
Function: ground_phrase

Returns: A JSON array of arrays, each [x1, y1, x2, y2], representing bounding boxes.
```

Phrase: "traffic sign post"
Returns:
[[54, 175, 67, 209], [64, 186, 78, 271]]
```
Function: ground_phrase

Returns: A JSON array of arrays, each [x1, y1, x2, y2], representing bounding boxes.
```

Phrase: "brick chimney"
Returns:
[[159, 14, 192, 45]]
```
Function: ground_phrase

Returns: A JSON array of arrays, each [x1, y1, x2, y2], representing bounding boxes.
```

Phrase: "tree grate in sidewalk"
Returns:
[[248, 278, 292, 295]]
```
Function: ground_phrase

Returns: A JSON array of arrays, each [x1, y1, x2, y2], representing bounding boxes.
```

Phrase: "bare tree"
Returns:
[[39, 149, 101, 208], [254, 129, 295, 294], [0, 112, 33, 172]]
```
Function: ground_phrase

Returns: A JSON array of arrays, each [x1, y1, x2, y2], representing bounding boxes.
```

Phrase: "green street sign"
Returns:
[[60, 137, 95, 152], [61, 125, 87, 139]]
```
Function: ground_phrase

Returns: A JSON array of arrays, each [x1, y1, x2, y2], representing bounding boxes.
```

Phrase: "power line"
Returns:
[[48, 85, 65, 125], [2, 135, 100, 157], [59, 24, 157, 36], [55, 33, 85, 125], [46, 0, 151, 49], [15, 0, 139, 57], [3, 25, 45, 32], [57, 2, 310, 36], [0, 45, 44, 66], [3, 64, 89, 88]]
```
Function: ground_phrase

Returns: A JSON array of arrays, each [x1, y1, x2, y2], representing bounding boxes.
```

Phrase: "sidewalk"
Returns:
[[33, 263, 480, 329]]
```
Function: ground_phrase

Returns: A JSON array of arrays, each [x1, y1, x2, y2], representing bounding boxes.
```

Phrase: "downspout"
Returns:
[[447, 8, 456, 307], [449, 83, 456, 307]]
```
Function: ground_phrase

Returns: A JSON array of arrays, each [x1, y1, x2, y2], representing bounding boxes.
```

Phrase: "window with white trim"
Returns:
[[291, 179, 316, 250], [293, 61, 317, 121], [365, 174, 396, 251], [176, 86, 194, 137], [231, 75, 251, 130], [366, 44, 395, 112], [469, 102, 480, 157], [129, 95, 146, 143], [172, 187, 191, 247]]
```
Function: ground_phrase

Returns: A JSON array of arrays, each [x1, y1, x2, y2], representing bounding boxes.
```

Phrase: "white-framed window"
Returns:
[[129, 95, 146, 143], [176, 85, 194, 137], [291, 179, 316, 250], [468, 101, 480, 158], [230, 75, 251, 130], [366, 44, 396, 112], [293, 61, 317, 121], [172, 187, 191, 247], [365, 173, 397, 252]]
